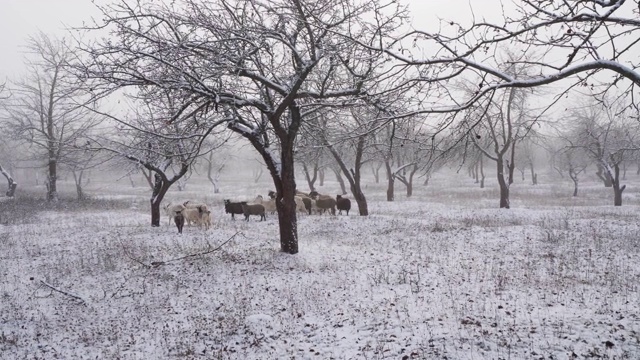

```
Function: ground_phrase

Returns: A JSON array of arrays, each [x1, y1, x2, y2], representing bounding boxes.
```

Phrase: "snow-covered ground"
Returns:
[[1, 171, 639, 359]]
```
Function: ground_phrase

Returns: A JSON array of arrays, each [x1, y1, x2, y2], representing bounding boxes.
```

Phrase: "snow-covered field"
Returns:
[[1, 170, 640, 359]]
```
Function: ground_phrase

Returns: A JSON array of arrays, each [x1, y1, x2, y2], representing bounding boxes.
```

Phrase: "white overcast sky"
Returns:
[[0, 0, 498, 81]]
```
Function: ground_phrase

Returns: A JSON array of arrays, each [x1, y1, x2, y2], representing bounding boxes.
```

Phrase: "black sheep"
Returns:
[[240, 202, 266, 221], [223, 199, 244, 220], [336, 195, 351, 215], [174, 212, 185, 234]]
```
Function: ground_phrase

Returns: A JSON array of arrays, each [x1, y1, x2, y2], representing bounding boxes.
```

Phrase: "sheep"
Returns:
[[184, 201, 208, 212], [240, 202, 266, 221], [308, 191, 335, 215], [312, 197, 336, 215], [174, 212, 185, 234], [181, 207, 205, 227], [294, 196, 308, 214], [163, 202, 186, 225], [254, 195, 277, 214], [201, 209, 212, 230], [336, 195, 351, 215], [224, 199, 244, 220]]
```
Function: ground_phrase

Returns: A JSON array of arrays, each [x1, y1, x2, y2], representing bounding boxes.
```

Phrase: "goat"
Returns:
[[240, 202, 266, 221], [224, 199, 244, 220], [336, 195, 351, 215]]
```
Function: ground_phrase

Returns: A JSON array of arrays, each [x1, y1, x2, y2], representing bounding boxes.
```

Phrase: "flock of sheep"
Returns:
[[163, 190, 352, 233]]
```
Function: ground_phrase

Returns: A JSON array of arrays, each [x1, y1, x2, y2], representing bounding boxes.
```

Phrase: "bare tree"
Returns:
[[377, 1, 640, 116], [566, 98, 639, 206], [80, 0, 405, 253], [0, 83, 17, 197], [2, 33, 100, 201], [90, 93, 228, 226], [315, 107, 379, 216], [205, 151, 228, 194], [549, 137, 590, 197], [465, 86, 534, 209]]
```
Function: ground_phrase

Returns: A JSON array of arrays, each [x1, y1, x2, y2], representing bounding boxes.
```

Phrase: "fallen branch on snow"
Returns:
[[120, 231, 242, 268], [39, 280, 86, 304]]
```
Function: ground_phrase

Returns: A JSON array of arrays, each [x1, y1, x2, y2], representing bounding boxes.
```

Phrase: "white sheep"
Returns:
[[201, 209, 212, 230], [253, 195, 277, 214], [294, 196, 307, 214], [181, 207, 205, 227]]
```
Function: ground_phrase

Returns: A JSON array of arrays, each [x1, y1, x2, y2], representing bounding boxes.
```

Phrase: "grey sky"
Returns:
[[0, 0, 493, 81], [0, 0, 99, 79]]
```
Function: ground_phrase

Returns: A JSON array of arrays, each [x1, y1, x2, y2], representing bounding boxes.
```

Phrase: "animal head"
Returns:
[[336, 195, 343, 200], [224, 199, 230, 205], [309, 191, 319, 199], [267, 190, 276, 199]]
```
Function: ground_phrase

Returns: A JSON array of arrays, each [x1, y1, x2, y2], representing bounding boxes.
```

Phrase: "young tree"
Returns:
[[2, 33, 100, 201], [81, 0, 405, 253], [549, 138, 590, 197]]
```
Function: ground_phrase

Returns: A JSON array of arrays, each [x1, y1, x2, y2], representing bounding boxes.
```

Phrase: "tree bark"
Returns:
[[570, 171, 579, 197], [479, 155, 485, 189], [150, 173, 170, 227], [318, 168, 325, 187], [596, 164, 613, 187], [0, 163, 17, 197], [47, 159, 58, 202], [384, 159, 394, 202], [612, 164, 625, 206], [72, 170, 85, 200], [497, 156, 510, 208]]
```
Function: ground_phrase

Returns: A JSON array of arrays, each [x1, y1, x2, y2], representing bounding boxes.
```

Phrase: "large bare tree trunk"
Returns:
[[530, 162, 538, 185], [479, 155, 485, 188], [570, 171, 579, 197], [150, 173, 170, 227], [384, 160, 394, 201], [612, 164, 625, 206], [596, 164, 613, 187], [497, 157, 510, 209], [72, 170, 85, 200], [0, 163, 17, 197], [47, 158, 58, 202]]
